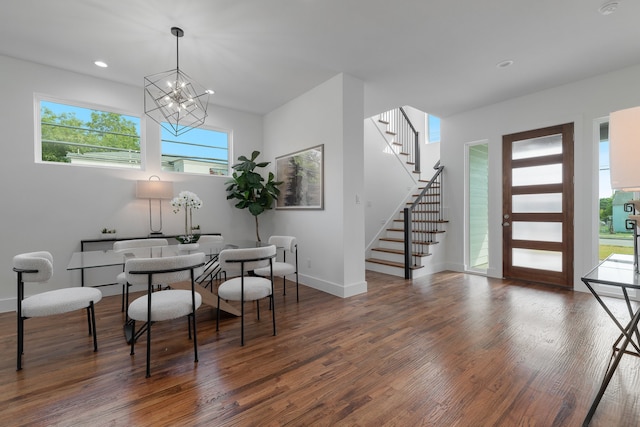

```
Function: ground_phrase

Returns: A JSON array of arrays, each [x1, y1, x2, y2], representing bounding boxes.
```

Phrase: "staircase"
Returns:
[[366, 108, 447, 279]]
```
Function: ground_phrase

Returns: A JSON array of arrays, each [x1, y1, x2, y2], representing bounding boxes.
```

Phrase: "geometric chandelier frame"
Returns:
[[144, 27, 213, 137]]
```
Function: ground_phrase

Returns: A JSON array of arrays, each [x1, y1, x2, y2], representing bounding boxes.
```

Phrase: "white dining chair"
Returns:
[[126, 252, 205, 377], [216, 245, 276, 346], [253, 236, 299, 302], [13, 251, 102, 370], [113, 238, 169, 312]]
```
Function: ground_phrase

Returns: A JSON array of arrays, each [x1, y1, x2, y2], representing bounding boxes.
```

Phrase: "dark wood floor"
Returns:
[[1, 270, 639, 426]]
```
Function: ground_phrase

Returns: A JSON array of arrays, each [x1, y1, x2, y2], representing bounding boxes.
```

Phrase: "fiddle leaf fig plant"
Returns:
[[225, 150, 282, 242]]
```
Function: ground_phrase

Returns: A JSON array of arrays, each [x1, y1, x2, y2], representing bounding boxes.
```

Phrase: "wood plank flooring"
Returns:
[[1, 270, 640, 426]]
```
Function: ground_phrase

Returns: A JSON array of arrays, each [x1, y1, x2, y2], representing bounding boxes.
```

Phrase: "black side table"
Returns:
[[581, 253, 640, 426]]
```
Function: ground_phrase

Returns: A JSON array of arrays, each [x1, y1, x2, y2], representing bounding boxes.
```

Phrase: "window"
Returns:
[[596, 117, 634, 297], [37, 98, 141, 169], [427, 115, 441, 143], [161, 124, 229, 175], [466, 141, 489, 272]]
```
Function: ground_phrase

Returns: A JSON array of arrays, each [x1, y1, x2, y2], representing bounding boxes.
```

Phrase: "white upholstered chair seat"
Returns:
[[128, 289, 202, 322], [22, 287, 102, 318], [218, 276, 272, 301], [254, 261, 295, 278]]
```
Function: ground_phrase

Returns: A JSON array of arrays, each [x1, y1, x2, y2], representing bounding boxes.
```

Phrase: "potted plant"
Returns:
[[225, 151, 282, 242], [171, 190, 202, 245]]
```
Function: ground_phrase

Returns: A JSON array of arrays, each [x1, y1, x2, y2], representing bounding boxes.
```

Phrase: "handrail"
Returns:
[[399, 107, 420, 173], [403, 161, 444, 279], [378, 107, 420, 174]]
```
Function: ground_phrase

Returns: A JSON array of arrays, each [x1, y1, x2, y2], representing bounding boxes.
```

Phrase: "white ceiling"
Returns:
[[1, 0, 639, 118]]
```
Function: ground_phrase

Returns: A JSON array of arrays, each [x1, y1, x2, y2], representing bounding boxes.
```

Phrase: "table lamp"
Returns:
[[609, 106, 640, 271], [136, 176, 173, 236]]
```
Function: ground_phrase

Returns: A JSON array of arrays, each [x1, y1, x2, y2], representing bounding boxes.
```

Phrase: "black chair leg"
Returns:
[[17, 316, 23, 371], [271, 295, 277, 336], [283, 276, 286, 295], [86, 306, 92, 335], [146, 321, 152, 378], [130, 320, 136, 355], [121, 284, 125, 312], [216, 295, 221, 331], [192, 312, 198, 363], [240, 296, 245, 346], [89, 301, 98, 352]]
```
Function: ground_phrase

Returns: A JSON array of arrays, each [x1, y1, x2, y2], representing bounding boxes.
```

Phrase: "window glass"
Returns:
[[38, 99, 141, 168], [427, 115, 441, 143], [512, 134, 562, 160], [512, 164, 562, 186], [161, 125, 229, 175], [512, 193, 562, 213]]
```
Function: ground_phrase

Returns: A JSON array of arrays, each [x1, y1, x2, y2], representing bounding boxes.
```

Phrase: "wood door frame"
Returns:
[[502, 123, 574, 287]]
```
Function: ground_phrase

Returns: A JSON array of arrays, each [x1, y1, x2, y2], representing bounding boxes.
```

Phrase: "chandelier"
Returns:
[[144, 27, 213, 137]]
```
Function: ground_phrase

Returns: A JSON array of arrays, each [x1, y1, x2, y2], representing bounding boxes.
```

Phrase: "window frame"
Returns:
[[34, 94, 144, 170]]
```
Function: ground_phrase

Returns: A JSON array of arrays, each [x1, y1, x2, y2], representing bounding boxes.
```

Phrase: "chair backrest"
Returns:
[[113, 238, 169, 252], [197, 235, 224, 244], [268, 236, 297, 253], [125, 253, 205, 286], [219, 245, 276, 273], [13, 251, 54, 283]]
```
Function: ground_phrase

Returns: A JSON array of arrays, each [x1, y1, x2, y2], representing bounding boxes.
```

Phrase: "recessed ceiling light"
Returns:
[[94, 60, 108, 68], [599, 1, 620, 15], [496, 60, 514, 69]]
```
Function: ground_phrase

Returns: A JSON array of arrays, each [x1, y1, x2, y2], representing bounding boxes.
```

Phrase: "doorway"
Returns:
[[502, 123, 574, 288]]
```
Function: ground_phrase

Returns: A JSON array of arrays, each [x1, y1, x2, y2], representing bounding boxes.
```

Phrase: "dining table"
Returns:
[[67, 239, 266, 318]]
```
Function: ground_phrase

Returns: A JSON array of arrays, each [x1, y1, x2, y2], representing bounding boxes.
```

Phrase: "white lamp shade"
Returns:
[[610, 106, 640, 191], [136, 180, 174, 199]]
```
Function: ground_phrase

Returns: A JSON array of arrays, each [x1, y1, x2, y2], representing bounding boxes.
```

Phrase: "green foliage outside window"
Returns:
[[40, 101, 140, 167]]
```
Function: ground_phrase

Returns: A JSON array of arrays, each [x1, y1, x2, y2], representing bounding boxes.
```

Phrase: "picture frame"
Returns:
[[276, 144, 324, 210]]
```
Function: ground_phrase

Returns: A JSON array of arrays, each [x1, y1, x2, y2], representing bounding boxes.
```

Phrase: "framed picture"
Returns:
[[276, 144, 324, 210]]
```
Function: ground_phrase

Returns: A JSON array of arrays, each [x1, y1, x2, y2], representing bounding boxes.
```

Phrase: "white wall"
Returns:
[[363, 118, 416, 248], [263, 73, 367, 297], [441, 63, 640, 291], [0, 54, 263, 311]]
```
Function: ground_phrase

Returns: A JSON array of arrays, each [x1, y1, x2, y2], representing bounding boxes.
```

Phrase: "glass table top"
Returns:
[[67, 240, 265, 270], [582, 254, 640, 289]]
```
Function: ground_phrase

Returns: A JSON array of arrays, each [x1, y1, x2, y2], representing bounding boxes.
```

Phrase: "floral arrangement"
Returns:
[[171, 190, 202, 244]]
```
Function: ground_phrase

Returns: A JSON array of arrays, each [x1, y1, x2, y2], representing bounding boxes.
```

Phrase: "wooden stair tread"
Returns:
[[386, 131, 396, 136], [393, 219, 449, 224], [386, 229, 445, 236], [365, 258, 424, 270], [380, 237, 439, 245], [371, 247, 430, 257], [378, 119, 389, 124]]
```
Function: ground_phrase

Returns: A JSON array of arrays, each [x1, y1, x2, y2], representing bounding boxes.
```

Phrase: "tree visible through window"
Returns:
[[161, 124, 229, 175], [38, 99, 141, 168]]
